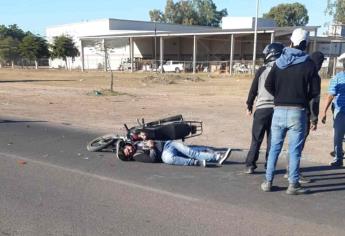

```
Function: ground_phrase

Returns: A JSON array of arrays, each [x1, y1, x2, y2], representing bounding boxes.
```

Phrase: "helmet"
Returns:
[[263, 42, 284, 63], [116, 139, 134, 161]]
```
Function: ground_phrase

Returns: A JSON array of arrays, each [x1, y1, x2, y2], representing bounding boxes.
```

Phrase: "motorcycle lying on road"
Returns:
[[86, 115, 203, 152]]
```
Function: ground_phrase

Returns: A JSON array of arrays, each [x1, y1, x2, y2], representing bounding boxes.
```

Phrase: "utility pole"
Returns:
[[252, 0, 260, 74], [154, 21, 157, 72]]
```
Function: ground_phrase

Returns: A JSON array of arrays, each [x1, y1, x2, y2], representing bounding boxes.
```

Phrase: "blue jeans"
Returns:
[[161, 141, 217, 165], [265, 107, 306, 184], [333, 111, 345, 162]]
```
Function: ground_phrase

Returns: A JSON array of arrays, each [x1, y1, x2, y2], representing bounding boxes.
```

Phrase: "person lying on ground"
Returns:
[[116, 133, 232, 167]]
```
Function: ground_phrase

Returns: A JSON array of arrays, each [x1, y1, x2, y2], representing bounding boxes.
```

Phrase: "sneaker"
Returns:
[[298, 175, 311, 184], [284, 172, 311, 183], [329, 160, 343, 167], [261, 181, 272, 192], [245, 166, 255, 174], [201, 160, 207, 168], [330, 151, 345, 157], [217, 148, 232, 165], [192, 160, 200, 166], [286, 182, 309, 195]]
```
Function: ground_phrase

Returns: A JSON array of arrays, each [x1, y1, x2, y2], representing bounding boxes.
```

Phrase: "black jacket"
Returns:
[[265, 58, 319, 109]]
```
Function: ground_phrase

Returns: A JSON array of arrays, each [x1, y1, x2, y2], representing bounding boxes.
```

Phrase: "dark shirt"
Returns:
[[265, 58, 319, 108], [133, 141, 164, 163]]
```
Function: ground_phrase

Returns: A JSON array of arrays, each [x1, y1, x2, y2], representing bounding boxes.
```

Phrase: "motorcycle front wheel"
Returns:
[[86, 134, 118, 152]]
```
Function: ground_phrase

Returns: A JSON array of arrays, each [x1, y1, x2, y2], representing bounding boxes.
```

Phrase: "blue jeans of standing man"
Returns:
[[161, 141, 217, 165], [333, 111, 345, 162], [265, 107, 306, 184]]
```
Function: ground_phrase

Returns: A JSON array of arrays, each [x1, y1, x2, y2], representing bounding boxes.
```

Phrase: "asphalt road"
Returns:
[[0, 117, 344, 236]]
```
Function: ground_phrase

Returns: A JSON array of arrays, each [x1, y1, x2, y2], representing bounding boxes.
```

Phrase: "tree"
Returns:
[[0, 24, 26, 41], [174, 0, 196, 25], [326, 0, 345, 23], [149, 0, 227, 27], [194, 0, 227, 27], [263, 2, 309, 27], [19, 34, 50, 69], [50, 35, 79, 70], [0, 36, 20, 68], [149, 9, 165, 22], [165, 0, 177, 23]]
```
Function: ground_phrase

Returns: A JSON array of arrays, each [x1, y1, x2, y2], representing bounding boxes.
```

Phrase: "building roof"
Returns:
[[46, 18, 320, 40], [79, 25, 320, 40]]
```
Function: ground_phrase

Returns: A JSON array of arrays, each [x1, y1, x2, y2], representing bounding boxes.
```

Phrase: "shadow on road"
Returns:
[[0, 119, 47, 124], [0, 79, 75, 83], [298, 166, 345, 194]]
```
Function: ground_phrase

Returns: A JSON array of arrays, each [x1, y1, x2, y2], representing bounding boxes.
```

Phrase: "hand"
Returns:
[[246, 109, 252, 116], [139, 132, 148, 140], [310, 123, 317, 131], [146, 140, 155, 148], [321, 114, 327, 124]]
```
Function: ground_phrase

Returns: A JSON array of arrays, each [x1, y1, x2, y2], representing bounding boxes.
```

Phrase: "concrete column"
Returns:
[[80, 39, 85, 72], [160, 36, 164, 73], [103, 39, 107, 72], [193, 35, 197, 74], [130, 37, 134, 72], [229, 34, 234, 76], [313, 29, 318, 52], [270, 32, 275, 43]]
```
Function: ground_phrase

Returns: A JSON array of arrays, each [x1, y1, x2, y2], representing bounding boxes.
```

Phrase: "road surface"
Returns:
[[0, 117, 344, 236]]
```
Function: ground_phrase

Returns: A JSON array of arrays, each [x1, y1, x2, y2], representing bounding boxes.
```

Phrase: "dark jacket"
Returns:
[[308, 51, 324, 124], [246, 61, 275, 111], [265, 48, 319, 109], [133, 141, 164, 163]]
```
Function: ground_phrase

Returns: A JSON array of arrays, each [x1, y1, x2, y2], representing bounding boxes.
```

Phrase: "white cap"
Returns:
[[290, 28, 309, 46], [338, 52, 345, 61]]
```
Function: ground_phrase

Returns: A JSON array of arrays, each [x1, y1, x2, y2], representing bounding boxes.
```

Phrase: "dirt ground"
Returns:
[[0, 69, 335, 164]]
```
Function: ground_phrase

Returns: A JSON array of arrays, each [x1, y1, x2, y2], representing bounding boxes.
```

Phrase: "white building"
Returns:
[[46, 17, 319, 74], [221, 16, 276, 29]]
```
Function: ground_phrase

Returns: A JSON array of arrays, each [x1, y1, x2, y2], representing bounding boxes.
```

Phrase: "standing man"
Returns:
[[321, 54, 345, 167], [245, 42, 284, 174], [261, 28, 319, 195], [284, 51, 325, 183]]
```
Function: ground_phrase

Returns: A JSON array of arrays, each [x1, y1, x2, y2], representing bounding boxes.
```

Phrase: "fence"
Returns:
[[0, 58, 49, 69], [0, 56, 336, 79], [114, 59, 261, 75]]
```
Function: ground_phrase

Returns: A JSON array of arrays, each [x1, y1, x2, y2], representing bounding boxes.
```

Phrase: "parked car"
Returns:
[[158, 61, 184, 73], [233, 63, 249, 73]]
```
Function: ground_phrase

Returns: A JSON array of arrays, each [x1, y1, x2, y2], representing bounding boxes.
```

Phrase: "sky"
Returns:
[[0, 0, 332, 36]]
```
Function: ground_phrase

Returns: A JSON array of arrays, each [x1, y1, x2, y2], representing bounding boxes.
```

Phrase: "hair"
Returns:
[[116, 141, 134, 161], [292, 40, 307, 51]]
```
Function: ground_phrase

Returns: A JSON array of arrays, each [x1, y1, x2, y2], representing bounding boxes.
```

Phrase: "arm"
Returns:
[[146, 140, 162, 162], [309, 97, 320, 130], [133, 140, 159, 163], [321, 94, 334, 124], [308, 64, 321, 101], [309, 74, 321, 130], [322, 76, 338, 124], [246, 66, 265, 114], [264, 65, 276, 96]]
